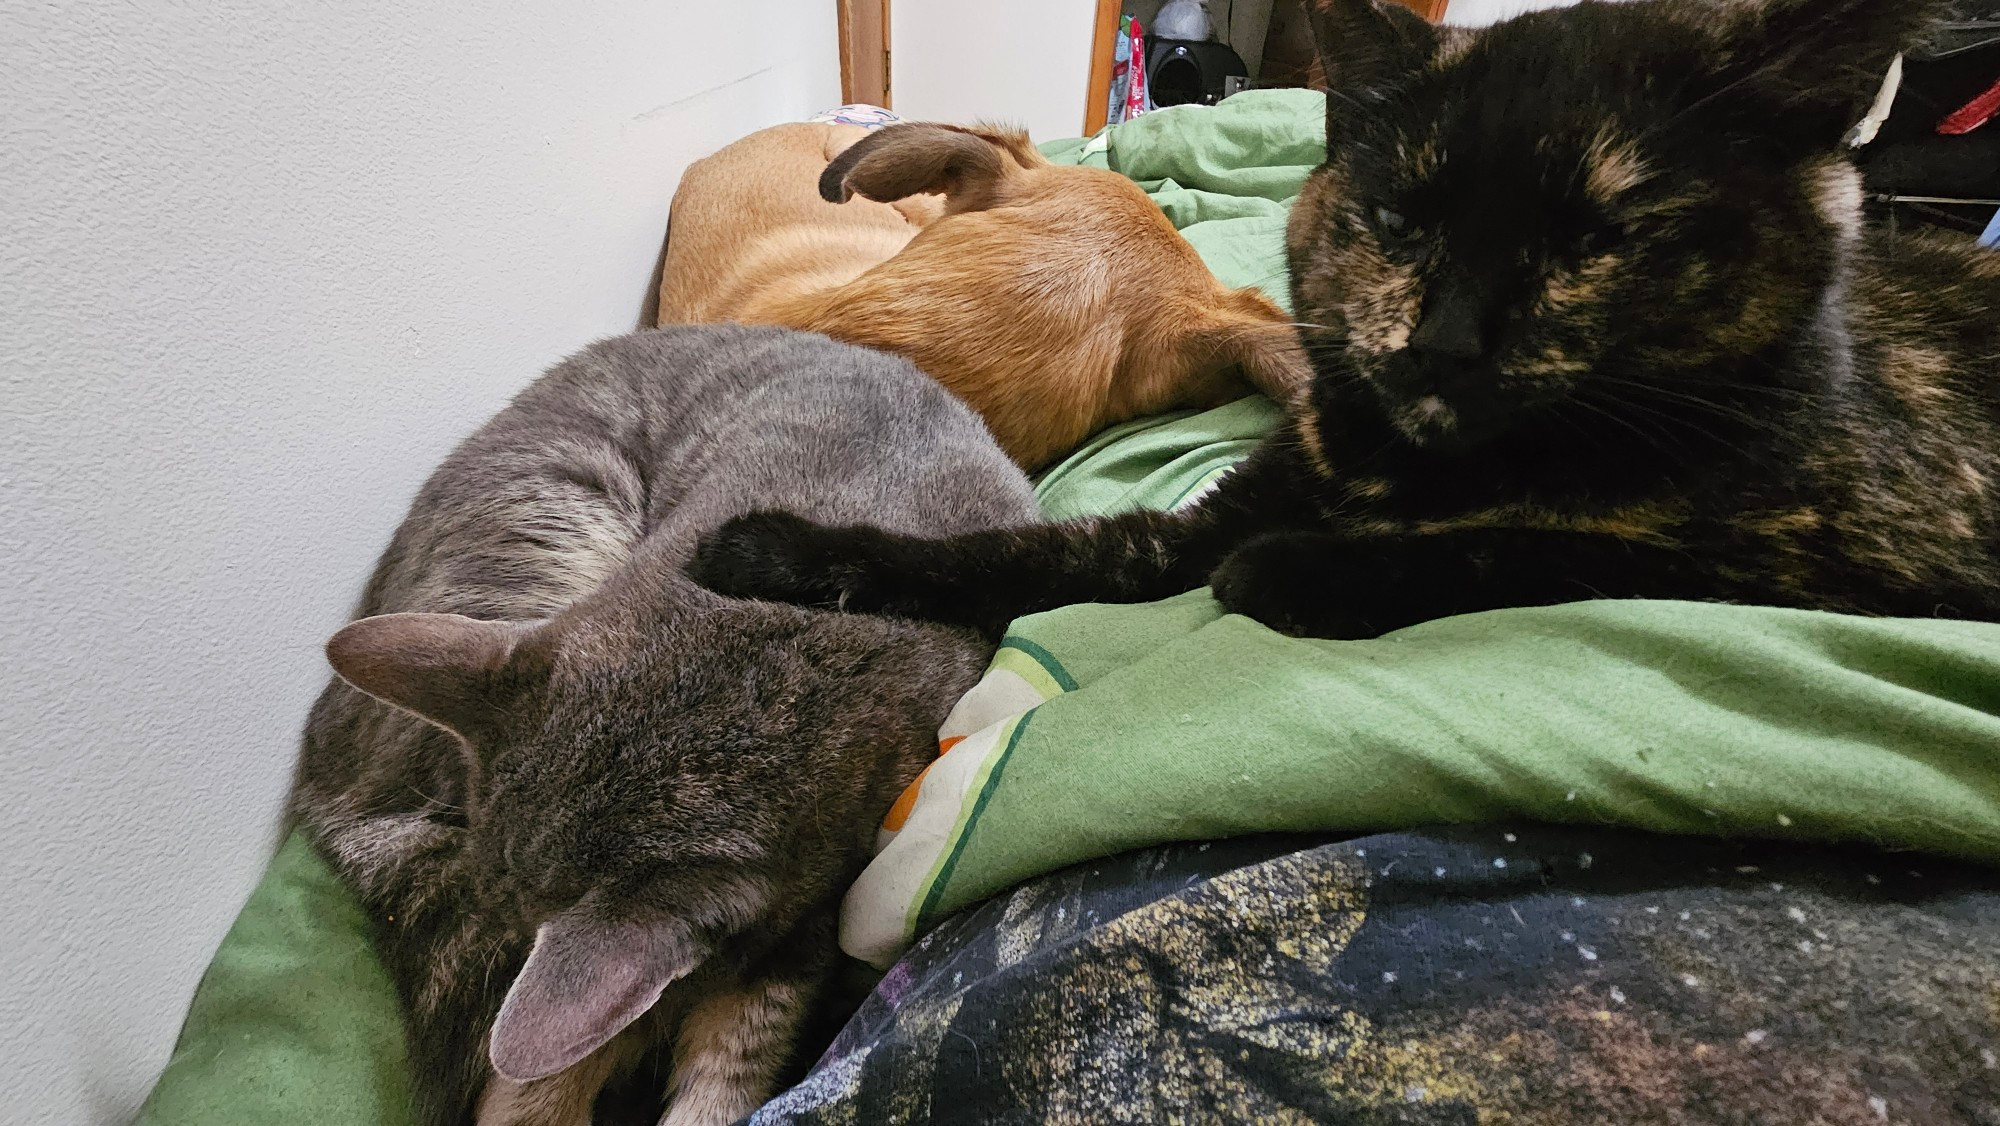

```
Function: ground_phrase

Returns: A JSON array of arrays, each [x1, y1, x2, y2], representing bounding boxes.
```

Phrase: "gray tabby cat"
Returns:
[[291, 326, 1038, 1126]]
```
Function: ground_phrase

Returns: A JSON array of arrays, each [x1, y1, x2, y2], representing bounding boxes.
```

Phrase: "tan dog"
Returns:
[[658, 122, 942, 324], [661, 121, 1309, 471]]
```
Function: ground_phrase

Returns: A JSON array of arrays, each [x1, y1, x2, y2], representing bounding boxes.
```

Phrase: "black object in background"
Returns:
[[1147, 38, 1250, 107], [1859, 4, 2000, 236]]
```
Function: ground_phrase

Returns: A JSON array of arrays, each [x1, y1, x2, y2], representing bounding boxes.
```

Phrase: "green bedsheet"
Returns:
[[840, 415, 2000, 963], [141, 89, 2000, 1121]]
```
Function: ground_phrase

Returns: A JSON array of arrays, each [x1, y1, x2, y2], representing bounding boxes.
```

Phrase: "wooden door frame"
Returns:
[[1083, 0, 1125, 135], [838, 0, 892, 107], [1083, 0, 1449, 134]]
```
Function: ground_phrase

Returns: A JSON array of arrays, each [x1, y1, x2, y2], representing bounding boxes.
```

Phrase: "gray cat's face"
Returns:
[[474, 625, 819, 942], [325, 601, 931, 1083]]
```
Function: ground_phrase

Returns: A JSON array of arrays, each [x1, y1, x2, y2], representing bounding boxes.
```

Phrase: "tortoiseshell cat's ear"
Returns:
[[1698, 0, 1955, 152], [488, 906, 706, 1081], [325, 613, 547, 743], [1302, 0, 1438, 119]]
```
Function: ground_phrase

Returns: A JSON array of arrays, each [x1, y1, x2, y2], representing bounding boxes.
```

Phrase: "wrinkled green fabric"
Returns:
[[137, 835, 415, 1126], [1033, 395, 1285, 519], [1042, 88, 1324, 306], [1042, 88, 1327, 203], [922, 592, 2000, 927]]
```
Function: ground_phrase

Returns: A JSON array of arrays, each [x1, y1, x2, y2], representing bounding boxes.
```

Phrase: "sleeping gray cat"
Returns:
[[290, 325, 1038, 1126]]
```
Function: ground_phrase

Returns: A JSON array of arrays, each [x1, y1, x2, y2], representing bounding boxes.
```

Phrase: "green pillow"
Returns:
[[137, 835, 414, 1126]]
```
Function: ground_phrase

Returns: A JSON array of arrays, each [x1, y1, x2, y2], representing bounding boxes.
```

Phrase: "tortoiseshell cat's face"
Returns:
[[1287, 0, 1933, 455]]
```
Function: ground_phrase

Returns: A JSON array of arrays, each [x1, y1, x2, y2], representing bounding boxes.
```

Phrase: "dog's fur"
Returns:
[[657, 123, 942, 325], [660, 121, 1312, 471]]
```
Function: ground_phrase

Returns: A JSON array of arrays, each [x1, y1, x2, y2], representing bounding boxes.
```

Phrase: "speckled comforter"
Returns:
[[754, 827, 2000, 1124]]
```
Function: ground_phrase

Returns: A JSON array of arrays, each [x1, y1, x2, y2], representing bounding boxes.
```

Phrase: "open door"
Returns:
[[838, 0, 892, 107], [1084, 0, 1127, 134]]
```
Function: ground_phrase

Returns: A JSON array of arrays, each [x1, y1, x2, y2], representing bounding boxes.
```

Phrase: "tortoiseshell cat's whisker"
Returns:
[[1591, 378, 1795, 436], [1565, 397, 1681, 457]]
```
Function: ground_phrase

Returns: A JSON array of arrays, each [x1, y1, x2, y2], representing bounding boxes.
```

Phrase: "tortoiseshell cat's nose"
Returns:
[[1409, 280, 1494, 362]]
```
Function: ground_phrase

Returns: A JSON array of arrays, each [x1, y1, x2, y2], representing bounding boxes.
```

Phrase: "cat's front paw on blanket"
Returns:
[[690, 510, 879, 611], [1209, 532, 1387, 640]]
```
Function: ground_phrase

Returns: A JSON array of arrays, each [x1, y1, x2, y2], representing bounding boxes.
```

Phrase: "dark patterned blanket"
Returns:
[[755, 828, 2000, 1124]]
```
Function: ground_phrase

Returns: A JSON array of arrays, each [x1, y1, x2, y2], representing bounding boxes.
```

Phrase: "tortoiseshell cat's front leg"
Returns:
[[690, 440, 1323, 638], [1209, 528, 1725, 639]]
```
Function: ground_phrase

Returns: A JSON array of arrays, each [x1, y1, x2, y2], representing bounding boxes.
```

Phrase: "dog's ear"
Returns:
[[819, 123, 1012, 211]]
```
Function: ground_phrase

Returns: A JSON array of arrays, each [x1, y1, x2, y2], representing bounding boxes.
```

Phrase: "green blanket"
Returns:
[[141, 89, 2000, 1120], [1042, 88, 1321, 306], [839, 412, 2000, 962], [141, 835, 415, 1125]]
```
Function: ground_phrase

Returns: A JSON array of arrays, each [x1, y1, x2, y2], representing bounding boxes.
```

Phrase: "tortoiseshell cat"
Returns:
[[689, 0, 2000, 641]]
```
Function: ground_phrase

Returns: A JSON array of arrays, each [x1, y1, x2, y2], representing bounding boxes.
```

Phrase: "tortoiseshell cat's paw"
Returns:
[[689, 510, 882, 611], [1209, 532, 1387, 640]]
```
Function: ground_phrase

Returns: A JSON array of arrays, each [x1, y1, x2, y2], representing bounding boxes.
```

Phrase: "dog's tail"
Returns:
[[819, 122, 1039, 215], [1211, 288, 1317, 408]]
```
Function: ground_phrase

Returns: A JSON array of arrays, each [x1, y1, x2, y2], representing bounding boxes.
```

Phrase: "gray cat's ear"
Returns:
[[487, 908, 704, 1081], [325, 613, 545, 741], [1702, 0, 1952, 148], [1305, 0, 1437, 105]]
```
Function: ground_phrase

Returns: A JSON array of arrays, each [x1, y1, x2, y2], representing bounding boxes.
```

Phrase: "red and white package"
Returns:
[[1123, 17, 1150, 123], [1938, 76, 2000, 136]]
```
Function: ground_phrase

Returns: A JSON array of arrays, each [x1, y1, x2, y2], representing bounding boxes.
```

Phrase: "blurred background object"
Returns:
[[1857, 1, 2000, 238]]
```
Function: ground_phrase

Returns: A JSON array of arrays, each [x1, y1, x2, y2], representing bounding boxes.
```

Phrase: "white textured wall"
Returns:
[[892, 0, 1098, 140], [0, 3, 837, 1122]]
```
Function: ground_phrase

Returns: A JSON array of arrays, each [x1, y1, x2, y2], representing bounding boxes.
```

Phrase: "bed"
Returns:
[[141, 91, 2000, 1125]]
